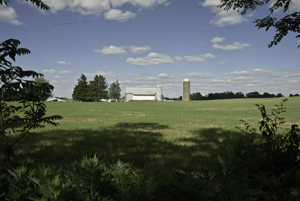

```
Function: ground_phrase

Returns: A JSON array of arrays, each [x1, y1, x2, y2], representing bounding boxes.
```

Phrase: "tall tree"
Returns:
[[72, 74, 88, 101], [219, 0, 300, 48], [109, 80, 121, 100], [87, 75, 108, 101], [0, 39, 62, 160]]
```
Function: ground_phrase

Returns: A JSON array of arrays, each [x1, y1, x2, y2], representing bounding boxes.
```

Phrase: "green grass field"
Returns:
[[2, 97, 300, 171]]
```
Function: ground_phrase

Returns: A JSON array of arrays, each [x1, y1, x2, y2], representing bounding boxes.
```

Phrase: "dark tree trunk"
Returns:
[[4, 145, 15, 161]]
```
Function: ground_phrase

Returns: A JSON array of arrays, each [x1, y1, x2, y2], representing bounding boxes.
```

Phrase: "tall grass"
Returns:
[[2, 97, 299, 171]]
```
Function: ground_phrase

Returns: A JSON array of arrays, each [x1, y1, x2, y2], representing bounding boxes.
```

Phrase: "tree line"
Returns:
[[72, 74, 121, 102], [164, 91, 295, 101], [190, 91, 286, 100], [189, 91, 289, 100]]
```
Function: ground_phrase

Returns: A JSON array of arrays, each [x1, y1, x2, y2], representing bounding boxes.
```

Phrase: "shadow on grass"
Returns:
[[3, 123, 245, 172]]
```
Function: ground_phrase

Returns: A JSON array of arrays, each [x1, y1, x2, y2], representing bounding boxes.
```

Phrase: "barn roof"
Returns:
[[125, 87, 156, 95]]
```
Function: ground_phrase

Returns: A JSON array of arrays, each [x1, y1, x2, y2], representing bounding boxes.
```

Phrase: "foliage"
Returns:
[[109, 80, 121, 100], [33, 77, 53, 101], [0, 38, 62, 160], [87, 75, 109, 101], [218, 98, 300, 200], [0, 0, 50, 10], [72, 74, 89, 102], [219, 0, 300, 48], [189, 91, 283, 100], [73, 74, 112, 102], [190, 92, 203, 100]]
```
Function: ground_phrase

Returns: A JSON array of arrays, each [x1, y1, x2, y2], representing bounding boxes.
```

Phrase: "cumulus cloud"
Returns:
[[269, 0, 300, 12], [104, 9, 136, 22], [184, 53, 216, 62], [213, 42, 251, 50], [126, 52, 175, 66], [211, 9, 247, 27], [0, 5, 22, 25], [184, 56, 206, 63], [41, 0, 170, 16], [211, 37, 225, 43], [42, 69, 70, 75], [174, 56, 183, 61], [85, 70, 122, 78], [200, 53, 216, 58], [226, 68, 300, 77], [202, 0, 248, 27], [158, 73, 176, 79], [57, 61, 71, 65], [217, 61, 228, 65], [129, 46, 152, 54], [95, 45, 127, 55], [110, 0, 170, 8], [182, 72, 213, 78]]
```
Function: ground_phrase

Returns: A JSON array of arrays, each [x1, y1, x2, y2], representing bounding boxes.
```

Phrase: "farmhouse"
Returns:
[[125, 85, 162, 102]]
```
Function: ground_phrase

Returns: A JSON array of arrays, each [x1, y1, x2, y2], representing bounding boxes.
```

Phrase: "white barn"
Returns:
[[125, 85, 162, 102]]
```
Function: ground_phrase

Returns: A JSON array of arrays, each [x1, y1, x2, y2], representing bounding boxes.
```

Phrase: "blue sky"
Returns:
[[1, 0, 299, 98]]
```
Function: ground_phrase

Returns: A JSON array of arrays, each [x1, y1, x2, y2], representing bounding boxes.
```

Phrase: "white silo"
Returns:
[[182, 79, 190, 101], [156, 85, 162, 101]]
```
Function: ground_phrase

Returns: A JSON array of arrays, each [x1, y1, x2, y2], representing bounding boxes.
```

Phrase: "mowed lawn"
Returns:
[[3, 97, 300, 171]]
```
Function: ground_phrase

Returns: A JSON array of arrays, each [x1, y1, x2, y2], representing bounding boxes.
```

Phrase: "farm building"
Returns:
[[125, 85, 162, 102]]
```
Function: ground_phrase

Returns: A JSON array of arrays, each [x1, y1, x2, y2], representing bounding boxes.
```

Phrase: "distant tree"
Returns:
[[276, 93, 284, 97], [246, 91, 261, 98], [87, 75, 108, 101], [235, 92, 245, 98], [73, 74, 88, 101], [220, 0, 300, 48], [190, 92, 203, 100], [109, 80, 121, 100], [262, 92, 276, 98]]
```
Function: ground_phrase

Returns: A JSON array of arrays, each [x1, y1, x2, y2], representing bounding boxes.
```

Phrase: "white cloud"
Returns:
[[126, 52, 175, 66], [211, 37, 225, 43], [130, 46, 152, 54], [226, 68, 300, 77], [213, 42, 251, 50], [57, 61, 71, 65], [0, 5, 22, 25], [184, 56, 205, 62], [200, 53, 216, 58], [182, 72, 213, 78], [269, 0, 300, 12], [52, 75, 63, 79], [174, 56, 182, 61], [85, 70, 122, 78], [217, 61, 227, 65], [67, 0, 111, 15], [41, 0, 170, 16], [95, 45, 127, 55], [104, 9, 136, 22], [42, 69, 70, 75], [211, 9, 247, 27], [43, 0, 69, 13], [158, 73, 175, 79], [202, 0, 248, 27], [110, 0, 170, 9]]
